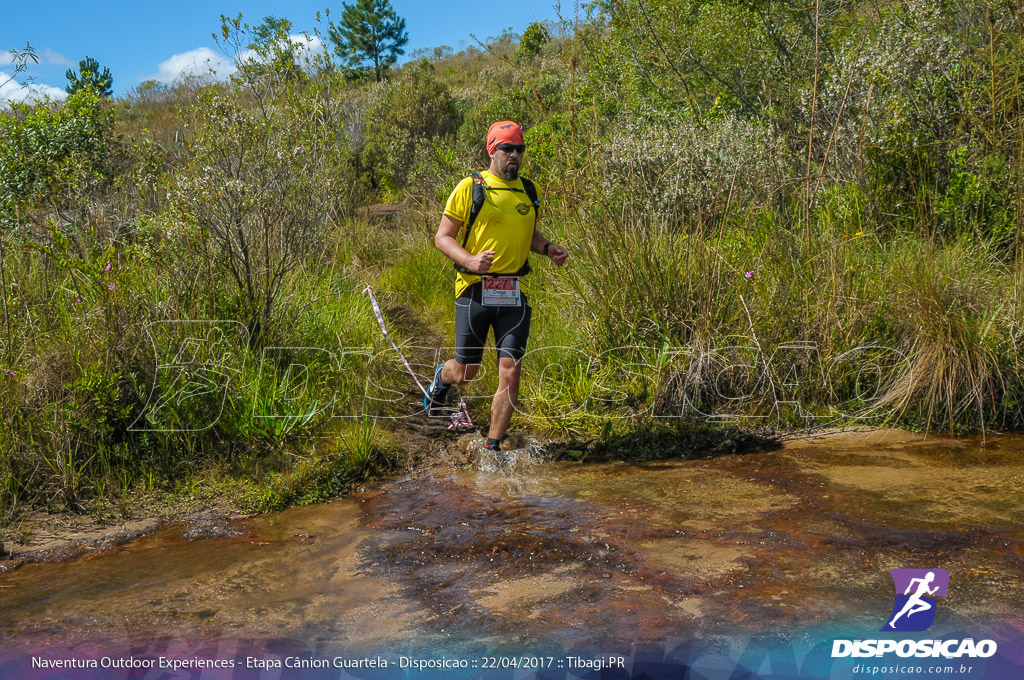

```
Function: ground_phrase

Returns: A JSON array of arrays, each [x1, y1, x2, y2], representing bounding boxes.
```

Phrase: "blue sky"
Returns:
[[2, 1, 576, 102]]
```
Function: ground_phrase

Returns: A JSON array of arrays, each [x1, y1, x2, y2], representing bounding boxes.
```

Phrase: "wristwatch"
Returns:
[[543, 242, 552, 255]]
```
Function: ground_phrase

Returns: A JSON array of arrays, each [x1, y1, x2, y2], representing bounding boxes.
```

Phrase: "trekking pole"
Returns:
[[362, 285, 473, 430]]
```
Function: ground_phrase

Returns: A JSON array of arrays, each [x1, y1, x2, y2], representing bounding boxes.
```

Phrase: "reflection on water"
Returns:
[[1, 430, 1022, 660]]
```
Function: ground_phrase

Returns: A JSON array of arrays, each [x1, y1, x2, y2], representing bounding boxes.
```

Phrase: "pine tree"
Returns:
[[65, 56, 113, 98], [328, 0, 409, 82]]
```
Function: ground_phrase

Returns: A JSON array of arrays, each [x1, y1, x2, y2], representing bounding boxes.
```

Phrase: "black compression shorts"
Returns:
[[454, 282, 532, 365]]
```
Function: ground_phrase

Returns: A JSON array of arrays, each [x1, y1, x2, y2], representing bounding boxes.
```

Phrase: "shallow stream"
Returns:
[[2, 430, 1023, 676]]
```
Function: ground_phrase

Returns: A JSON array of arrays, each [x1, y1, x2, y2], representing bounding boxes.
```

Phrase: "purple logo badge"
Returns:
[[882, 569, 949, 632]]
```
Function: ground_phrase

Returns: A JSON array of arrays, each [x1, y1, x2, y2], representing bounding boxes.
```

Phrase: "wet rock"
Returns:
[[0, 518, 161, 572], [183, 513, 246, 540]]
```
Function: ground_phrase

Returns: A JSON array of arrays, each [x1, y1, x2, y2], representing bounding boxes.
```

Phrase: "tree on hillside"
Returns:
[[249, 16, 300, 75], [516, 22, 549, 62], [65, 56, 113, 98], [328, 0, 409, 82]]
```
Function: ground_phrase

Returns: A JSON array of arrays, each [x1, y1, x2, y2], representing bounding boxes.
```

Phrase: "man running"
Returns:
[[426, 120, 568, 451]]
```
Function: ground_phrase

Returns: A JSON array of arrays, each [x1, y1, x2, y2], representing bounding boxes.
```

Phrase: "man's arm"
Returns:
[[530, 228, 568, 267], [434, 214, 495, 274]]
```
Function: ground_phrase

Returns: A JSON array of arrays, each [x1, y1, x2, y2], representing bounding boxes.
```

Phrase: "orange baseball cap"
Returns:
[[486, 121, 525, 154]]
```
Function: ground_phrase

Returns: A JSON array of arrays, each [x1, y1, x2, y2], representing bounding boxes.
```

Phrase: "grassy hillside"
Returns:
[[2, 1, 1023, 522]]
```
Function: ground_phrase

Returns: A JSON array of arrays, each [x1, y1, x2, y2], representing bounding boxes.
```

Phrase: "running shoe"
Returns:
[[424, 363, 451, 415]]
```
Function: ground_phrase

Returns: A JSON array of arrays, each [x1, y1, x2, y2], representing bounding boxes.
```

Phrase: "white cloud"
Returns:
[[293, 34, 328, 67], [149, 47, 235, 83], [147, 35, 329, 86], [235, 34, 329, 70], [236, 47, 258, 65], [1, 46, 70, 66], [0, 72, 67, 106], [42, 49, 73, 66]]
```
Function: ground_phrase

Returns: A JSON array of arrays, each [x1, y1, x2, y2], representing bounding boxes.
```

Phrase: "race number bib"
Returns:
[[481, 276, 521, 307]]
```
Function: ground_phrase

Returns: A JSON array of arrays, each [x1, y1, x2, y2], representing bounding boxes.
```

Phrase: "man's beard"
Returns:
[[500, 166, 519, 180]]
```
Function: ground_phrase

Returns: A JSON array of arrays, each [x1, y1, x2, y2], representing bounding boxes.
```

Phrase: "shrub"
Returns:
[[361, 61, 459, 193], [169, 84, 351, 345]]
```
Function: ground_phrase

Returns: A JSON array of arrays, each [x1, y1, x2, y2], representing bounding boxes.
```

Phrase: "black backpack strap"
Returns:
[[454, 173, 539, 276], [461, 171, 486, 250], [512, 177, 539, 276], [520, 176, 540, 222]]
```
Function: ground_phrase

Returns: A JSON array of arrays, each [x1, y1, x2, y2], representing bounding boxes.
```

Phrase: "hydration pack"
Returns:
[[454, 171, 540, 276]]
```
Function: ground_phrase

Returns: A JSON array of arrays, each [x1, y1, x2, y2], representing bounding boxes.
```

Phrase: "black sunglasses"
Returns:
[[497, 143, 526, 154]]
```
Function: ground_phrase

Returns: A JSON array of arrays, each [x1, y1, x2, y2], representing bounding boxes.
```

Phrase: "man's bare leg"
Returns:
[[440, 359, 479, 386], [488, 356, 522, 441]]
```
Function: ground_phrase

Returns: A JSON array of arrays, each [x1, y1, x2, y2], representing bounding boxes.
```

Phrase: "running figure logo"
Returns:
[[882, 569, 949, 632]]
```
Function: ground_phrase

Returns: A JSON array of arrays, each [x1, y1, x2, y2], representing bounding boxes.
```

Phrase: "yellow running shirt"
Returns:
[[443, 171, 540, 298]]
